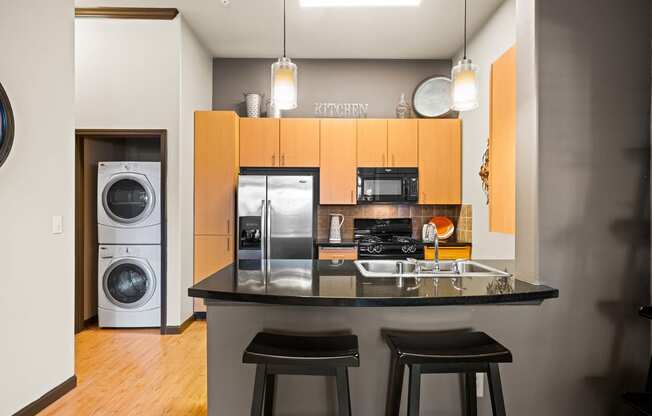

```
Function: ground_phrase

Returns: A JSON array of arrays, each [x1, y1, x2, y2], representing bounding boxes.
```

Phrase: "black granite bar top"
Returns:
[[188, 260, 558, 307]]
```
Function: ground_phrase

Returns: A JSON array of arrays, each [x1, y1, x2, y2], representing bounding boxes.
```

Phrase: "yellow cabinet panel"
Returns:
[[418, 119, 462, 204], [280, 118, 320, 167], [239, 118, 280, 167], [424, 246, 472, 260], [357, 119, 387, 167], [194, 111, 238, 235], [320, 119, 357, 205], [388, 119, 418, 167], [489, 46, 516, 234]]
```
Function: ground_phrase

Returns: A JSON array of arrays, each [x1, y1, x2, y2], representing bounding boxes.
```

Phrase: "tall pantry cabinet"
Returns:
[[194, 111, 239, 312]]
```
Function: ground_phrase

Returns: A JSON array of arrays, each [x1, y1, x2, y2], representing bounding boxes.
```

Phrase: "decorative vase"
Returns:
[[244, 93, 263, 118], [395, 93, 412, 118]]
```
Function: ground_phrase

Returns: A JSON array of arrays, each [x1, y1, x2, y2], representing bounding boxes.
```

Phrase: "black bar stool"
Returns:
[[243, 332, 360, 416], [383, 330, 513, 416]]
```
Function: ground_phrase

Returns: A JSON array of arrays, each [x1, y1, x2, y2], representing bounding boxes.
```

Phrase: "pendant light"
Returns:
[[451, 0, 479, 111], [271, 0, 298, 110]]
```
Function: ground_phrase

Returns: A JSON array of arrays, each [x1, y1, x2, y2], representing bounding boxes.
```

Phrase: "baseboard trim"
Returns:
[[193, 311, 206, 320], [13, 375, 77, 416], [161, 314, 195, 335], [84, 315, 98, 327]]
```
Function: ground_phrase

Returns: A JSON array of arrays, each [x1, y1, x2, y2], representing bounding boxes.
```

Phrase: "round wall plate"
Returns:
[[0, 81, 15, 169], [413, 76, 453, 118]]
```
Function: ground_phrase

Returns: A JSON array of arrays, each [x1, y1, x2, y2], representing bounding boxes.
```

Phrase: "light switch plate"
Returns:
[[52, 216, 63, 234], [476, 373, 484, 398]]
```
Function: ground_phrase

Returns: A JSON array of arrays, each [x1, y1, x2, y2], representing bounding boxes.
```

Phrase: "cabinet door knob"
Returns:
[[272, 154, 276, 166], [382, 154, 386, 167], [350, 189, 354, 203], [226, 219, 230, 233], [281, 154, 285, 166], [392, 154, 395, 166]]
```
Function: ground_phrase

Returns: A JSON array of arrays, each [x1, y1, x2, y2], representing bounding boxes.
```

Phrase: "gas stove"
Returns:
[[354, 218, 424, 260]]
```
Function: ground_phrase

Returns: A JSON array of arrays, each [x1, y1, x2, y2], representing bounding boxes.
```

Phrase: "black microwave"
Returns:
[[357, 168, 419, 203]]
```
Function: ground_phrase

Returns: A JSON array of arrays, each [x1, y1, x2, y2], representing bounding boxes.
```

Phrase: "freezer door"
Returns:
[[237, 175, 267, 260], [267, 176, 314, 259]]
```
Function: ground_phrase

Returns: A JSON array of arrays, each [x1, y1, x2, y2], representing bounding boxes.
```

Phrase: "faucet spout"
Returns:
[[433, 225, 440, 271]]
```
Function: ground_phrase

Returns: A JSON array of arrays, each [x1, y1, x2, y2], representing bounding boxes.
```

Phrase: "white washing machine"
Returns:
[[98, 244, 161, 328], [98, 161, 161, 245]]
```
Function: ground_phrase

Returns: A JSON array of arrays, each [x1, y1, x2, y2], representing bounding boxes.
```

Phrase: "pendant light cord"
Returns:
[[463, 0, 467, 59], [283, 0, 287, 58]]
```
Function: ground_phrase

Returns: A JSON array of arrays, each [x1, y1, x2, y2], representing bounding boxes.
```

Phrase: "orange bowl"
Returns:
[[428, 216, 455, 240]]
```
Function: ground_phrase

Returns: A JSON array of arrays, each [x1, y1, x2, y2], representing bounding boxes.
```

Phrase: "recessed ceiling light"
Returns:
[[300, 0, 421, 7]]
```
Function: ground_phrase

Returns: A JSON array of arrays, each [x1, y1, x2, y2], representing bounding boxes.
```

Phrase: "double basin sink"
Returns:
[[354, 259, 511, 278]]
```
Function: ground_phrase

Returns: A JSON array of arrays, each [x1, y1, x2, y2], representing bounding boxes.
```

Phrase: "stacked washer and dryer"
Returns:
[[97, 162, 161, 328]]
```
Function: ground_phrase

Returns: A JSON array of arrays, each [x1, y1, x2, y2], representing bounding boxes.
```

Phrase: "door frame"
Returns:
[[75, 129, 168, 334]]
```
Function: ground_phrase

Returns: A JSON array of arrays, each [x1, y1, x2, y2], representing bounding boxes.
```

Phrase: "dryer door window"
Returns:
[[103, 174, 155, 224], [103, 259, 156, 309]]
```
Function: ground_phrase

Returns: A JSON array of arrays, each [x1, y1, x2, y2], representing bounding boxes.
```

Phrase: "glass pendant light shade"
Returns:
[[271, 58, 298, 110], [451, 58, 479, 111]]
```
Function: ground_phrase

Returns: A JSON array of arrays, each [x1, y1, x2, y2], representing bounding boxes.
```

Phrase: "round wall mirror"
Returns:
[[0, 81, 15, 168]]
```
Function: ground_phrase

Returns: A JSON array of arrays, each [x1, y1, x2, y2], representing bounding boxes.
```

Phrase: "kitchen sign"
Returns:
[[314, 102, 368, 118]]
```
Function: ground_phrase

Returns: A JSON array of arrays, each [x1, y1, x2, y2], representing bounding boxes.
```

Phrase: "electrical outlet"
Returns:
[[52, 216, 63, 234], [476, 373, 484, 398]]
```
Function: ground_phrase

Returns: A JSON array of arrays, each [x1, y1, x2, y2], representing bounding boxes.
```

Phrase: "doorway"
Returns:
[[75, 129, 167, 334]]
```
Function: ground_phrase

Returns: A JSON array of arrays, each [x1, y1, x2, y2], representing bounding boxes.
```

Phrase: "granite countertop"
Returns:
[[188, 260, 558, 307]]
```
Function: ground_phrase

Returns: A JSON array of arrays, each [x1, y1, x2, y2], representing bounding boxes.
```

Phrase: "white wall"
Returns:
[[75, 16, 212, 326], [179, 18, 213, 321], [0, 0, 76, 414], [455, 0, 516, 259]]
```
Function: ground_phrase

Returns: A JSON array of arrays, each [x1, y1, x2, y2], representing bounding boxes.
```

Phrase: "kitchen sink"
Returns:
[[354, 259, 511, 278]]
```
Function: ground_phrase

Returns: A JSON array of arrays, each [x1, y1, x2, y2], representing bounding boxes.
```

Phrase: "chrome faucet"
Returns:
[[432, 225, 440, 271]]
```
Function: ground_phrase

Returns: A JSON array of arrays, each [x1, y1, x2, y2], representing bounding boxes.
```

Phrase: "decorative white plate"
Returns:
[[413, 76, 453, 118]]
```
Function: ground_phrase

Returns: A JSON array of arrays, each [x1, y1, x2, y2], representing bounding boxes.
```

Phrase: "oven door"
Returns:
[[357, 168, 417, 203]]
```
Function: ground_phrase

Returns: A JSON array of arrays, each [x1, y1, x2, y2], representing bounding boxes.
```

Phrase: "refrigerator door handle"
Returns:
[[266, 200, 272, 259], [260, 199, 267, 260]]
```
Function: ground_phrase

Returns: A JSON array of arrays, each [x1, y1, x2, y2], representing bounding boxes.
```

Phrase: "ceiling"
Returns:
[[75, 0, 505, 59]]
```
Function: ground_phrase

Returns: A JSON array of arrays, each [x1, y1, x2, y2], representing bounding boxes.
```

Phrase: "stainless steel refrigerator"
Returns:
[[237, 175, 314, 260]]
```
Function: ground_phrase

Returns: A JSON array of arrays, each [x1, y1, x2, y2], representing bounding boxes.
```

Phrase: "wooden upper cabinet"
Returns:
[[388, 119, 418, 167], [489, 46, 516, 234], [194, 111, 238, 235], [239, 118, 280, 167], [418, 119, 462, 204], [279, 119, 320, 167], [357, 119, 387, 167], [320, 119, 357, 205]]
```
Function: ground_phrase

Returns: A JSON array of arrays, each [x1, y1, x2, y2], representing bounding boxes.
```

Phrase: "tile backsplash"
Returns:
[[317, 204, 473, 243]]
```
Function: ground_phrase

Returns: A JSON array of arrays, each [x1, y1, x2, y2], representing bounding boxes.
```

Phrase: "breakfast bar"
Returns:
[[189, 259, 558, 415]]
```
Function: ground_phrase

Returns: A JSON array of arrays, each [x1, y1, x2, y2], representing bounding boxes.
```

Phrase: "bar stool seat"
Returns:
[[623, 392, 652, 415], [243, 332, 359, 416], [384, 330, 512, 416], [243, 332, 360, 367], [386, 331, 512, 364]]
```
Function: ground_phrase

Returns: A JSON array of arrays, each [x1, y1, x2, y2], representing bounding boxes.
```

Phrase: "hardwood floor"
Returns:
[[41, 321, 207, 415]]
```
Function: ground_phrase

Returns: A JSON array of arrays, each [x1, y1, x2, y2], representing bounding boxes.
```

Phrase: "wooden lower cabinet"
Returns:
[[318, 246, 358, 260], [320, 119, 357, 204], [424, 245, 472, 261], [194, 235, 233, 312]]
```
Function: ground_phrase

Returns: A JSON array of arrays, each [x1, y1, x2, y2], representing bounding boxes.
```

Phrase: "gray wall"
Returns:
[[213, 58, 451, 118], [535, 0, 651, 413]]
